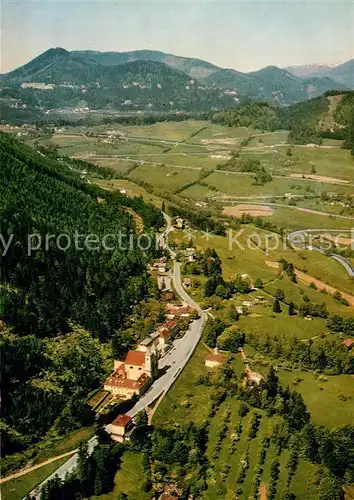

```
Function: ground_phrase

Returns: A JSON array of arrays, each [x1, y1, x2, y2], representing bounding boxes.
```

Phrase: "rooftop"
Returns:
[[125, 350, 146, 366], [105, 371, 149, 389], [343, 338, 354, 348], [112, 414, 132, 428], [140, 333, 159, 346], [206, 353, 225, 363]]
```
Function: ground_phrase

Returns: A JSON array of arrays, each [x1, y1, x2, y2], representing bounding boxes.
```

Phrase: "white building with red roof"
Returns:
[[343, 338, 354, 350], [104, 344, 158, 400], [205, 348, 226, 368], [109, 414, 134, 443]]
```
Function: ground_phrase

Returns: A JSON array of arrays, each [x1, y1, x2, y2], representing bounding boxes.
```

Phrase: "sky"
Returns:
[[1, 0, 353, 73]]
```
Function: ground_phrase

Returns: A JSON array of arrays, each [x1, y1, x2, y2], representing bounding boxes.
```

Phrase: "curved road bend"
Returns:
[[287, 228, 354, 277], [27, 213, 206, 499]]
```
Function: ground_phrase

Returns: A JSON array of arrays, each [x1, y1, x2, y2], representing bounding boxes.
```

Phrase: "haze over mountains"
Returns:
[[1, 47, 353, 118], [285, 59, 354, 87]]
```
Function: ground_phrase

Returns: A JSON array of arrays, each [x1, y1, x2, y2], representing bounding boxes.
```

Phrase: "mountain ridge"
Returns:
[[0, 48, 352, 116], [285, 59, 354, 87]]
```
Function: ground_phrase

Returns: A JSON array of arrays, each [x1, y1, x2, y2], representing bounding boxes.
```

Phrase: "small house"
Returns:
[[343, 338, 354, 350], [205, 349, 226, 368], [175, 217, 185, 229], [110, 414, 134, 443]]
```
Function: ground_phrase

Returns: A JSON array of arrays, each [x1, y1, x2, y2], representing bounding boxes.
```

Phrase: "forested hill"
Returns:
[[1, 48, 351, 121], [0, 132, 163, 339], [210, 91, 354, 148]]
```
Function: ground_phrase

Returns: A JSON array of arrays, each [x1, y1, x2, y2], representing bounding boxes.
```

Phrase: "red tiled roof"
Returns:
[[206, 353, 225, 363], [104, 372, 149, 389], [165, 319, 177, 330], [112, 414, 132, 428], [158, 328, 170, 339], [125, 350, 146, 366], [166, 303, 192, 315], [343, 338, 354, 348]]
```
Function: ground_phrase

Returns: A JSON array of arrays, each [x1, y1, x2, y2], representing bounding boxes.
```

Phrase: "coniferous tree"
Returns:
[[273, 299, 282, 313]]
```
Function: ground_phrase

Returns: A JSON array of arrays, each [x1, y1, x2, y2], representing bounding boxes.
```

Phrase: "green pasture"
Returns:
[[179, 183, 216, 199], [205, 171, 354, 198], [129, 164, 200, 192], [290, 146, 354, 182], [1, 457, 70, 500], [264, 274, 353, 317], [270, 246, 354, 296], [276, 369, 354, 428], [268, 205, 354, 230], [246, 130, 289, 147], [93, 451, 150, 500]]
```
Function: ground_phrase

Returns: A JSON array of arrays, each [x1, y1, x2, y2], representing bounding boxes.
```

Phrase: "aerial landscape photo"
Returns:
[[0, 0, 353, 499]]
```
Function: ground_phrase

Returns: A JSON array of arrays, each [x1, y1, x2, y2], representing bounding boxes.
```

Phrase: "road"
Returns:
[[287, 228, 354, 277], [26, 213, 206, 498], [26, 437, 98, 499], [216, 199, 354, 277], [125, 214, 206, 419], [0, 450, 77, 485]]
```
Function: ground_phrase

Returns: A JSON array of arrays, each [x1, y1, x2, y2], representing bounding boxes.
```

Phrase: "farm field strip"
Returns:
[[216, 200, 354, 220]]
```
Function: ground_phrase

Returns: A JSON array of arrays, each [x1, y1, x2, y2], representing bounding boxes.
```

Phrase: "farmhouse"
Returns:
[[166, 303, 193, 317], [343, 338, 354, 350], [184, 247, 196, 262], [110, 414, 134, 443], [205, 349, 226, 368], [174, 217, 186, 229]]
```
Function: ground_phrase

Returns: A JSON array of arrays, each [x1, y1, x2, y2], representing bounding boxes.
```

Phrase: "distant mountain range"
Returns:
[[285, 59, 354, 87], [1, 48, 353, 117]]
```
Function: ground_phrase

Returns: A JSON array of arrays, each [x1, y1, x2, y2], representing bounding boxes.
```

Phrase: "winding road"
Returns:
[[218, 199, 354, 278], [26, 213, 206, 499], [287, 228, 354, 277]]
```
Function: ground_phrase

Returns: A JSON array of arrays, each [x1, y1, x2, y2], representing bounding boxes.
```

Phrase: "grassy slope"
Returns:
[[1, 457, 69, 500], [276, 369, 354, 428], [153, 345, 322, 499], [91, 451, 150, 500]]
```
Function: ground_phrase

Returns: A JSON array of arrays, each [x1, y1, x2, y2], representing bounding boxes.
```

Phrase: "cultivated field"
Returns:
[[223, 204, 274, 217]]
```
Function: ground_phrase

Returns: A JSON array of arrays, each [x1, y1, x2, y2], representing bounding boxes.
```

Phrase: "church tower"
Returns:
[[144, 346, 158, 380]]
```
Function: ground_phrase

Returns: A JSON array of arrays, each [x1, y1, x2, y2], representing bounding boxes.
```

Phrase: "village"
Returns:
[[89, 216, 201, 442], [98, 214, 274, 444]]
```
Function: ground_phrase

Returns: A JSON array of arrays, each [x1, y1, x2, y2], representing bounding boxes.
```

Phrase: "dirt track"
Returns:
[[289, 173, 349, 184], [259, 482, 268, 500], [0, 450, 76, 484], [294, 269, 354, 306], [265, 261, 354, 306]]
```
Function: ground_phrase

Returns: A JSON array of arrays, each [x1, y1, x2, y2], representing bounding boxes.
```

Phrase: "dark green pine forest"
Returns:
[[0, 132, 163, 460]]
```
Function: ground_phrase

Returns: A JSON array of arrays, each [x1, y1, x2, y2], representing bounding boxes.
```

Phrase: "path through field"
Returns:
[[259, 482, 268, 500], [0, 450, 77, 485]]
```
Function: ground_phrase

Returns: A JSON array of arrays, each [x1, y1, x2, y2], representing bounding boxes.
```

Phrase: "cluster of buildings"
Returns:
[[103, 302, 193, 401], [104, 301, 194, 443], [20, 82, 91, 92]]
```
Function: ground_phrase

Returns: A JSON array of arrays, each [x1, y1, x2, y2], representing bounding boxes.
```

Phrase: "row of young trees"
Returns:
[[245, 331, 353, 375], [207, 361, 353, 495]]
